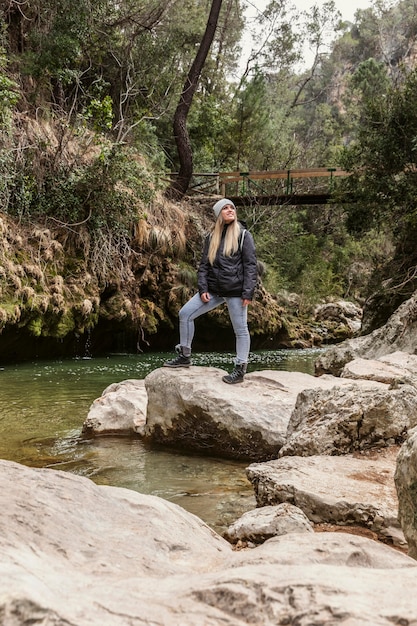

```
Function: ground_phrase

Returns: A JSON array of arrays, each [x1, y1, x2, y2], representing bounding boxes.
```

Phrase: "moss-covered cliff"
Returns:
[[0, 192, 355, 363], [0, 117, 355, 362]]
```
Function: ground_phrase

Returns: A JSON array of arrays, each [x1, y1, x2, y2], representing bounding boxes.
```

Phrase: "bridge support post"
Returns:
[[286, 170, 293, 194]]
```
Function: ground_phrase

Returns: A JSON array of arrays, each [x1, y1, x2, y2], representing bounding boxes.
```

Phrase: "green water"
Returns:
[[0, 349, 322, 534]]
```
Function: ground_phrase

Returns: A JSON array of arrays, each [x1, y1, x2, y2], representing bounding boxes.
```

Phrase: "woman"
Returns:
[[164, 198, 258, 384]]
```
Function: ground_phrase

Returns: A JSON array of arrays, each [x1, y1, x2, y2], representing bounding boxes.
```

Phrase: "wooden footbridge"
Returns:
[[167, 167, 351, 205]]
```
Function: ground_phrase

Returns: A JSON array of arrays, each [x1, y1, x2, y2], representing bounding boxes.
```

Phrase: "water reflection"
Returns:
[[0, 348, 324, 533]]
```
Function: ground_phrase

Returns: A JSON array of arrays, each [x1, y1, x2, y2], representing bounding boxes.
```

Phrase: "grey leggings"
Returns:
[[178, 293, 250, 364]]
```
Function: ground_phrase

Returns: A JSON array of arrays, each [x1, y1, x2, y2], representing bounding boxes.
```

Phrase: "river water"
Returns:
[[0, 348, 322, 534]]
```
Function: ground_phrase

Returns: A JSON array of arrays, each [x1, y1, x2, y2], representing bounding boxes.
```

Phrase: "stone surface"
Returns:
[[395, 426, 417, 559], [380, 350, 417, 372], [314, 299, 362, 334], [234, 530, 413, 569], [247, 448, 404, 541], [339, 351, 417, 388], [82, 379, 147, 435], [2, 459, 417, 625], [78, 345, 417, 566], [144, 366, 365, 461], [280, 380, 417, 457], [341, 355, 414, 384], [315, 291, 417, 376], [225, 502, 314, 544], [85, 351, 417, 463]]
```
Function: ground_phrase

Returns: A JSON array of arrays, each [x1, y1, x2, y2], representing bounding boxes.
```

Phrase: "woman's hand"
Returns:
[[242, 299, 251, 306], [201, 292, 211, 303]]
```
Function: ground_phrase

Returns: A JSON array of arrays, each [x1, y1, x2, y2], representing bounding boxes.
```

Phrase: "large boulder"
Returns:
[[0, 459, 230, 625], [143, 367, 358, 461], [314, 299, 363, 335], [315, 291, 417, 376], [82, 379, 147, 435], [86, 359, 417, 463], [280, 380, 417, 457], [2, 459, 417, 625]]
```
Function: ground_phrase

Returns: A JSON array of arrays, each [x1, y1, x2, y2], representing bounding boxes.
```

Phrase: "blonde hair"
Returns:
[[208, 214, 241, 265]]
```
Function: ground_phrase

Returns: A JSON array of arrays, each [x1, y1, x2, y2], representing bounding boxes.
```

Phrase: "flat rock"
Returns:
[[380, 350, 417, 371], [341, 356, 414, 384], [247, 448, 405, 543]]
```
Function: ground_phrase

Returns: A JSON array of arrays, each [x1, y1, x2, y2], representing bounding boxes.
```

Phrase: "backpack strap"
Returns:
[[239, 228, 246, 252]]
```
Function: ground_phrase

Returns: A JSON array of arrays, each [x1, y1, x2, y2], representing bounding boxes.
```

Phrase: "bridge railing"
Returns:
[[163, 168, 349, 197], [218, 167, 349, 196]]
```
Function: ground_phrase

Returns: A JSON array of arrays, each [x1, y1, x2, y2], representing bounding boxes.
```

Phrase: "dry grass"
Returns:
[[132, 194, 188, 258]]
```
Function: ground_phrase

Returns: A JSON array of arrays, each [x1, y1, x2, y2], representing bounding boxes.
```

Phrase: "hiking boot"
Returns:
[[222, 363, 246, 384], [163, 346, 191, 368]]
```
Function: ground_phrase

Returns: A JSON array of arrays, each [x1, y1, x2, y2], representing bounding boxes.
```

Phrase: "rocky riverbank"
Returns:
[[2, 454, 417, 625], [83, 357, 413, 548], [4, 292, 417, 623], [82, 291, 417, 551]]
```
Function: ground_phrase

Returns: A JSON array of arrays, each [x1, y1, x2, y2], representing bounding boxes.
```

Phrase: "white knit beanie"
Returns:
[[212, 198, 236, 218]]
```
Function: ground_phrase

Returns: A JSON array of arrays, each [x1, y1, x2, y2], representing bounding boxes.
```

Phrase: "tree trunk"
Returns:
[[167, 0, 223, 200]]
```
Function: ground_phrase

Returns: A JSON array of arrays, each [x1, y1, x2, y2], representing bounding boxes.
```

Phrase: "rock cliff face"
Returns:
[[315, 292, 417, 376]]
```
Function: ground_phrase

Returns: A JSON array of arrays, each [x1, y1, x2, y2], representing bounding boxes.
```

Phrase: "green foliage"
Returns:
[[85, 96, 113, 132], [297, 263, 342, 313], [27, 317, 43, 337], [0, 72, 19, 113], [188, 93, 234, 170], [262, 265, 285, 294], [2, 137, 157, 282], [236, 72, 280, 169], [5, 0, 417, 312], [177, 263, 197, 289], [248, 191, 393, 308], [7, 144, 155, 229], [340, 67, 417, 233], [336, 61, 417, 304], [350, 58, 390, 101], [0, 47, 19, 127]]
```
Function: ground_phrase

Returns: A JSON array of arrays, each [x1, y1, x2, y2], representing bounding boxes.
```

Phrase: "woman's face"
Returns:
[[221, 204, 236, 224]]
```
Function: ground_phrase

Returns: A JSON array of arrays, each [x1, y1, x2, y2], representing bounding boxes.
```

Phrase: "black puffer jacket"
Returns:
[[197, 223, 258, 300]]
